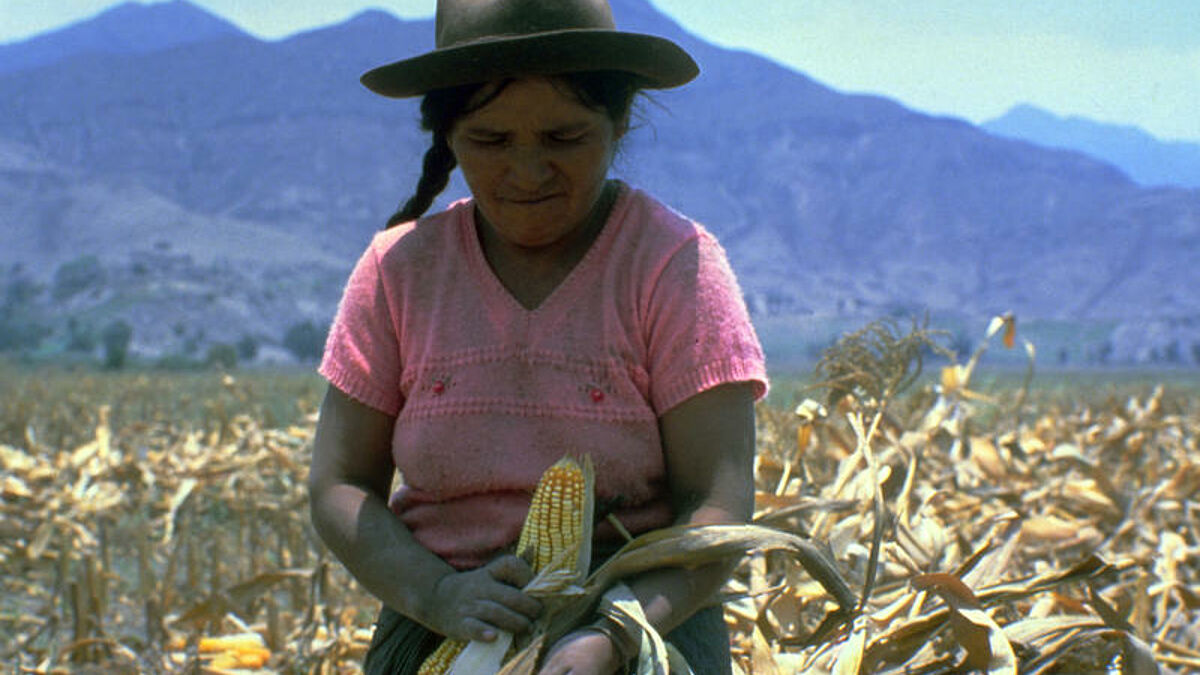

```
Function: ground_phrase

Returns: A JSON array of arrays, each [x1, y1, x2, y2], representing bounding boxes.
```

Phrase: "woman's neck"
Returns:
[[475, 181, 618, 308]]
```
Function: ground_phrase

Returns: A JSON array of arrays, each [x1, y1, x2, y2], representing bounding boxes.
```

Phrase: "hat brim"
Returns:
[[361, 29, 698, 98]]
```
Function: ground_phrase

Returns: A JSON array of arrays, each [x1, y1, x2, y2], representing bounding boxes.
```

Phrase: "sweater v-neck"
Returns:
[[462, 182, 630, 317]]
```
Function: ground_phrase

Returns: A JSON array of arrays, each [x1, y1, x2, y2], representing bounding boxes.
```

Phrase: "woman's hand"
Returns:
[[537, 629, 623, 675], [310, 387, 542, 642], [426, 554, 543, 642]]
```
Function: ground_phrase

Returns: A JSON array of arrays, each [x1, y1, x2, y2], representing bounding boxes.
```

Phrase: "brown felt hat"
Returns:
[[361, 0, 699, 98]]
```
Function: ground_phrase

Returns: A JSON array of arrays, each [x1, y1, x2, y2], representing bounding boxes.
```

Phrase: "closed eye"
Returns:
[[548, 130, 588, 144], [466, 133, 508, 147], [546, 125, 592, 145]]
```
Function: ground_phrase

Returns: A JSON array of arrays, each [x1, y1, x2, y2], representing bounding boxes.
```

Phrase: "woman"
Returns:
[[309, 1, 768, 673]]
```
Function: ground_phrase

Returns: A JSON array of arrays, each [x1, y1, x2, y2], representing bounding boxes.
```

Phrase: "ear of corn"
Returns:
[[516, 455, 594, 581], [422, 454, 595, 675], [417, 639, 467, 675]]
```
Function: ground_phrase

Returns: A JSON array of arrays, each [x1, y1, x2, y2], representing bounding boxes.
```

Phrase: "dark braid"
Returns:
[[385, 132, 456, 228], [384, 82, 485, 229]]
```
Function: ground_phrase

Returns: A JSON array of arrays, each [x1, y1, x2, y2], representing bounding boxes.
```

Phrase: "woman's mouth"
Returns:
[[505, 192, 561, 205]]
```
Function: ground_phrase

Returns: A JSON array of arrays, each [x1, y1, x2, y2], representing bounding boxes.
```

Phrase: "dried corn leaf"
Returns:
[[749, 624, 783, 675], [175, 569, 312, 626], [862, 607, 951, 671], [952, 606, 1018, 674], [162, 477, 197, 545], [5, 348, 1200, 673], [632, 527, 849, 610], [831, 617, 868, 675]]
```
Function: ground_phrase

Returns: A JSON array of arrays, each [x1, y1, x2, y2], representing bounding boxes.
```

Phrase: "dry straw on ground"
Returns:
[[1, 316, 1197, 673]]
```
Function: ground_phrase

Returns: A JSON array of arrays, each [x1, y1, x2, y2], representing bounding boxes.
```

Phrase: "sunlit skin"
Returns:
[[447, 77, 625, 307]]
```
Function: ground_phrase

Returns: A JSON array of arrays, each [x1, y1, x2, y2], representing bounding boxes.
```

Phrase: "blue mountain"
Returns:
[[1, 1, 1198, 365], [984, 104, 1200, 189], [0, 1, 247, 75]]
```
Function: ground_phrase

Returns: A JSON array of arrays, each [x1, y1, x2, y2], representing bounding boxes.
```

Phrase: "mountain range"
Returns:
[[984, 104, 1200, 190], [2, 0, 1199, 367], [0, 1, 245, 75]]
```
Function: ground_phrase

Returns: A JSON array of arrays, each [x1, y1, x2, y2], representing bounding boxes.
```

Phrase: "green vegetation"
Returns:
[[282, 320, 326, 362], [0, 363, 325, 449]]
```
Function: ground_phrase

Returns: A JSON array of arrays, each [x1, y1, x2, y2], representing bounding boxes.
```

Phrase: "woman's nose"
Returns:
[[507, 145, 554, 186]]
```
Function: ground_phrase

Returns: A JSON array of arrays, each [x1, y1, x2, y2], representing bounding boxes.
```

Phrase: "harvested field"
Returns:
[[1, 319, 1197, 673]]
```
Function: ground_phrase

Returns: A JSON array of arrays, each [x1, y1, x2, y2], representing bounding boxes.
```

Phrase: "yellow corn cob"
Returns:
[[417, 455, 594, 674], [209, 646, 271, 669], [196, 633, 267, 653], [516, 455, 593, 574], [417, 639, 467, 675]]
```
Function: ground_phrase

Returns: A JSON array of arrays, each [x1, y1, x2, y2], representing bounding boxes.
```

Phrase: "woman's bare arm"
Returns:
[[626, 380, 757, 630], [308, 385, 540, 641]]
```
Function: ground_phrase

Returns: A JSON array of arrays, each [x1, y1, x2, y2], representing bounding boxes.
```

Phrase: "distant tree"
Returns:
[[946, 329, 974, 362], [206, 343, 238, 371], [53, 256, 106, 301], [283, 320, 326, 362], [181, 327, 205, 357], [101, 320, 133, 369], [236, 335, 260, 362], [0, 268, 49, 352], [1164, 340, 1181, 364], [66, 317, 97, 353], [0, 319, 50, 352], [3, 276, 43, 310], [182, 337, 200, 356]]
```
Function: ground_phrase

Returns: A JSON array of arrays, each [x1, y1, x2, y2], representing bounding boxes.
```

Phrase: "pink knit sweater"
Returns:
[[320, 183, 767, 568]]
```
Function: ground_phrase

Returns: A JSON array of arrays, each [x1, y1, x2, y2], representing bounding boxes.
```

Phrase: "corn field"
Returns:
[[2, 319, 1198, 674]]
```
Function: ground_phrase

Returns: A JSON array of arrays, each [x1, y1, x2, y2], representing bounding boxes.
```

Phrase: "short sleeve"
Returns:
[[644, 231, 768, 414], [319, 241, 404, 415]]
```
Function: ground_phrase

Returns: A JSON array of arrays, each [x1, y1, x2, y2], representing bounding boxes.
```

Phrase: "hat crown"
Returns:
[[436, 0, 616, 48], [362, 0, 697, 97]]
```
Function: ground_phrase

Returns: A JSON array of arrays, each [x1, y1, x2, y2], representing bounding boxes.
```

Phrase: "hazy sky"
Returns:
[[4, 0, 1199, 141]]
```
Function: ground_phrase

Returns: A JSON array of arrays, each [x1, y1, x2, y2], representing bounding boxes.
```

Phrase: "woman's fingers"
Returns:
[[429, 554, 543, 640], [459, 593, 539, 635], [487, 581, 543, 621], [485, 553, 536, 588]]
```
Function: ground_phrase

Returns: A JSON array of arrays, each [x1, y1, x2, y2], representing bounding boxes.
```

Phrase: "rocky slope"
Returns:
[[2, 0, 1198, 365]]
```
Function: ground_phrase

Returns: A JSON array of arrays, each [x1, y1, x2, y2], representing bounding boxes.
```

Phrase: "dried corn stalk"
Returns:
[[3, 331, 1199, 674]]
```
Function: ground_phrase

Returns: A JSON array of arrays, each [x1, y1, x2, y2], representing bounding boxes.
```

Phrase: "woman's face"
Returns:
[[448, 77, 623, 250]]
